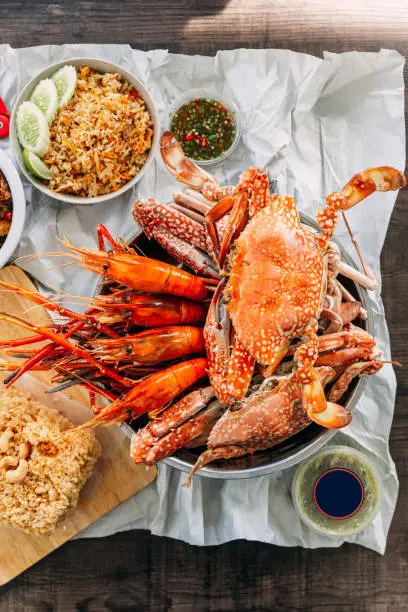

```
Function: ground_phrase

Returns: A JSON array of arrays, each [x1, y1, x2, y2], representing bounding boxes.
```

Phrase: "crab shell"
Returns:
[[227, 195, 326, 365]]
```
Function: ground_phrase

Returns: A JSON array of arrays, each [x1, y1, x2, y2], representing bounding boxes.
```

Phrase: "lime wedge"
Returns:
[[30, 78, 58, 124], [52, 65, 77, 109], [23, 148, 52, 180], [16, 101, 50, 157]]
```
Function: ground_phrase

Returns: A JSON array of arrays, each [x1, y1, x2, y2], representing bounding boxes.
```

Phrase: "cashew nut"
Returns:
[[48, 488, 58, 502], [0, 456, 19, 470], [18, 441, 32, 460], [0, 428, 13, 452], [5, 458, 28, 483]]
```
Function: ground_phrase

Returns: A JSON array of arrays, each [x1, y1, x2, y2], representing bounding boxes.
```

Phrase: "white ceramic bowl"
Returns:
[[10, 58, 159, 205], [0, 150, 26, 268]]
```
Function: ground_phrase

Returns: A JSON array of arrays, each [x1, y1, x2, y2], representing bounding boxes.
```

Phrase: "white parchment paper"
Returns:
[[0, 45, 404, 553]]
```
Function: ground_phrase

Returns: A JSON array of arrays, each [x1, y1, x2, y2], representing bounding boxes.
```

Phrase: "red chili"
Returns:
[[184, 133, 194, 142], [194, 98, 201, 104], [0, 114, 10, 139], [129, 89, 140, 99], [4, 211, 12, 221], [0, 98, 9, 118]]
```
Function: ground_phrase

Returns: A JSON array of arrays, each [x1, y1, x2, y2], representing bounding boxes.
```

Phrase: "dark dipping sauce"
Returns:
[[171, 98, 236, 161], [292, 446, 381, 536]]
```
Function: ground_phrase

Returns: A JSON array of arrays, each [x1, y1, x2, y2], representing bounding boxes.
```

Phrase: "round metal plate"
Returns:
[[102, 212, 372, 480]]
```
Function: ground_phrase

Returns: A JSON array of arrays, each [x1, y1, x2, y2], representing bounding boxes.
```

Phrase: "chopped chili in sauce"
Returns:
[[171, 98, 236, 161]]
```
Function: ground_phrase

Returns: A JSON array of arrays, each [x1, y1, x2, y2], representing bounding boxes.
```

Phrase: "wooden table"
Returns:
[[1, 1, 407, 610]]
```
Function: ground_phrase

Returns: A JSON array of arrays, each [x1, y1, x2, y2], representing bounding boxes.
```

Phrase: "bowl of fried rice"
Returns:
[[10, 58, 159, 204]]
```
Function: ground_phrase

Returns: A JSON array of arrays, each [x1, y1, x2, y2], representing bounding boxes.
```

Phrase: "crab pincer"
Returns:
[[160, 131, 233, 201], [130, 386, 219, 464], [133, 199, 220, 279]]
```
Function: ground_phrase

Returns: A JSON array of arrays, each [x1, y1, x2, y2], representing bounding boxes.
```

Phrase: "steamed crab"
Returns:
[[131, 132, 405, 476]]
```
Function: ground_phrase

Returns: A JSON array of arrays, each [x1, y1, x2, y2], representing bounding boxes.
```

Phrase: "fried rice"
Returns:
[[43, 67, 153, 197]]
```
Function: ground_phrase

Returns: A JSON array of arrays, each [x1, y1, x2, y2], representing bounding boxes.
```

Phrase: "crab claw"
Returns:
[[204, 279, 232, 404], [342, 166, 406, 209], [339, 301, 362, 324], [160, 132, 233, 201], [307, 401, 352, 429], [160, 131, 216, 191], [133, 198, 207, 251]]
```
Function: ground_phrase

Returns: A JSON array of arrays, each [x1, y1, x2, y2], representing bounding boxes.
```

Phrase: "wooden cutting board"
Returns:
[[0, 265, 157, 586]]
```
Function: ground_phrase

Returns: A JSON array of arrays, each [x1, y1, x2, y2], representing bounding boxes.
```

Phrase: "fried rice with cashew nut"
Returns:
[[43, 66, 153, 197], [0, 387, 101, 534]]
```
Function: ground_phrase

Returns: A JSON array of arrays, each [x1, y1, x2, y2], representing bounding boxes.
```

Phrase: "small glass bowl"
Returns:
[[291, 445, 382, 538], [165, 87, 241, 166]]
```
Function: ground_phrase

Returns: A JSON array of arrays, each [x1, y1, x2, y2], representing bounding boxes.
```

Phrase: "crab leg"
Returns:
[[133, 199, 208, 251], [327, 241, 377, 291], [317, 327, 375, 353], [151, 227, 220, 279], [336, 260, 378, 291], [173, 190, 212, 214], [73, 357, 208, 429], [130, 386, 215, 463], [319, 167, 406, 247], [292, 321, 352, 426], [205, 168, 270, 269], [169, 203, 205, 225], [143, 400, 224, 465], [316, 346, 376, 367], [329, 360, 383, 402], [337, 280, 368, 320], [317, 167, 405, 289], [206, 193, 249, 269]]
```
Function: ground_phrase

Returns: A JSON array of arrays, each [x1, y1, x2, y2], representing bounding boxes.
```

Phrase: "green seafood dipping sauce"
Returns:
[[292, 446, 382, 536], [170, 98, 236, 161]]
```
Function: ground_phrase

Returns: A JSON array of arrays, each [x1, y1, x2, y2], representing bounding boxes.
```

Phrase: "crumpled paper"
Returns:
[[0, 44, 404, 553]]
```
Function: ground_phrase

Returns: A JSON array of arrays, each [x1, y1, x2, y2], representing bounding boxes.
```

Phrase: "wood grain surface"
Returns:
[[0, 266, 156, 587], [0, 1, 408, 610]]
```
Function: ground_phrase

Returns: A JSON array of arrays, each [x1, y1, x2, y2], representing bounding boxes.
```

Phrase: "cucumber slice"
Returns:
[[52, 65, 77, 109], [29, 78, 58, 124], [16, 101, 50, 157], [23, 148, 52, 181]]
